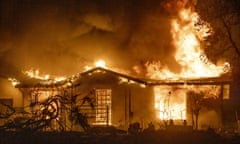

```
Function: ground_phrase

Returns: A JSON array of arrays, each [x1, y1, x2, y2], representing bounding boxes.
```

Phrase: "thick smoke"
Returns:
[[0, 0, 187, 79]]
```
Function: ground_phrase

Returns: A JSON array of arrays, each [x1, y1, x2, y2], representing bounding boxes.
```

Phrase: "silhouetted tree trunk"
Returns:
[[188, 91, 205, 130], [195, 111, 199, 130]]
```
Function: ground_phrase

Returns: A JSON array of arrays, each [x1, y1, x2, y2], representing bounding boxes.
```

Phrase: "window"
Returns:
[[95, 89, 112, 125]]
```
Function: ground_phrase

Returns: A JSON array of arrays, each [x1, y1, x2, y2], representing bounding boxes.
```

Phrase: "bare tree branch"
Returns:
[[220, 16, 240, 58]]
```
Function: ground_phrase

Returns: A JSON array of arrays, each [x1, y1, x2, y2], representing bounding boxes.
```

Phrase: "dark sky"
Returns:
[[0, 0, 185, 78]]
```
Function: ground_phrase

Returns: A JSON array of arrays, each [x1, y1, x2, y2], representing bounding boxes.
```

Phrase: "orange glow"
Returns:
[[95, 60, 106, 68], [146, 8, 230, 80], [23, 69, 66, 82], [150, 8, 230, 120], [8, 78, 20, 87], [24, 69, 50, 80], [84, 65, 92, 71], [154, 86, 186, 120], [172, 9, 226, 78]]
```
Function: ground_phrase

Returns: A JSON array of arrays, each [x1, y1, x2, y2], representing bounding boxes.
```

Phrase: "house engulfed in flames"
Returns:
[[6, 65, 230, 131], [0, 7, 234, 131]]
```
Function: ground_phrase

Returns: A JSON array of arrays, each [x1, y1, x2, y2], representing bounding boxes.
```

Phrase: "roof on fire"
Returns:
[[15, 67, 231, 88]]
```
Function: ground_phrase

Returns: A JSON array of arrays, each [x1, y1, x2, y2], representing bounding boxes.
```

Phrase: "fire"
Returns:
[[23, 69, 66, 83], [24, 69, 50, 80], [95, 60, 106, 68], [172, 8, 226, 78], [149, 8, 230, 120], [8, 78, 20, 87], [146, 8, 229, 80], [154, 86, 186, 120], [10, 59, 109, 87]]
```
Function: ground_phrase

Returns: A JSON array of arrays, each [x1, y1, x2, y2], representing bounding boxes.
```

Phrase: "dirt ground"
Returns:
[[0, 130, 240, 144]]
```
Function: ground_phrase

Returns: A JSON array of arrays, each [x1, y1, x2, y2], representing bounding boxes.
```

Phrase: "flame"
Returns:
[[155, 86, 186, 120], [8, 78, 20, 87], [172, 8, 227, 78], [24, 69, 50, 80], [149, 8, 230, 120], [11, 59, 109, 87], [95, 60, 106, 68], [84, 65, 92, 71], [23, 69, 66, 82], [146, 8, 230, 80], [54, 77, 67, 82]]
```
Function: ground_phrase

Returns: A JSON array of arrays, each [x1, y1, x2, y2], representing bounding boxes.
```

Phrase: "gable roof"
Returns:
[[15, 67, 231, 88]]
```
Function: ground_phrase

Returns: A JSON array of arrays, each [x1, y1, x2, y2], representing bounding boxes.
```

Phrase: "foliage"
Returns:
[[196, 0, 240, 62], [187, 89, 220, 130]]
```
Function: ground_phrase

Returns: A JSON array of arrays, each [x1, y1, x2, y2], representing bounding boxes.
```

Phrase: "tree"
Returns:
[[196, 0, 240, 121], [187, 89, 220, 130], [187, 90, 205, 130], [196, 0, 240, 61]]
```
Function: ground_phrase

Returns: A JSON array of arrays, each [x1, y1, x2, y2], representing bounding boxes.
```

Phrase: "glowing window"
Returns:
[[95, 89, 112, 125]]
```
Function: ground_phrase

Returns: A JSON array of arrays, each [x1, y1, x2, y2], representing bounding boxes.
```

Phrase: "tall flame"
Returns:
[[150, 8, 230, 121], [146, 8, 230, 80], [172, 8, 226, 78]]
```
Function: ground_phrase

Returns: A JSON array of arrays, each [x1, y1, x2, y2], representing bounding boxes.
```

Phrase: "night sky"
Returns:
[[0, 0, 190, 79]]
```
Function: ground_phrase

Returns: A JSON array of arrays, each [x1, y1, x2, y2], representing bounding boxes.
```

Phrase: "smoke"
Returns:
[[0, 0, 191, 78]]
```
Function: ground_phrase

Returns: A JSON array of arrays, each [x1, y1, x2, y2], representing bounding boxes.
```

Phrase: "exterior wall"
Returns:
[[5, 71, 230, 132], [0, 78, 23, 108], [0, 78, 22, 125], [71, 75, 155, 130], [126, 85, 155, 129]]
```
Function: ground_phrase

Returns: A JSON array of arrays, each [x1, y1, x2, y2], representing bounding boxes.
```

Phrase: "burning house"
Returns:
[[0, 1, 236, 133], [1, 64, 230, 132]]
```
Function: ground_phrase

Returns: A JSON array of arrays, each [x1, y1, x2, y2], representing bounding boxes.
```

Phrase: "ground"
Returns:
[[1, 130, 240, 144]]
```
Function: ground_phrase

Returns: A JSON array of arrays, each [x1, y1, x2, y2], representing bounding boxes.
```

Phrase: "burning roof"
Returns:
[[14, 67, 231, 89], [6, 1, 232, 89]]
